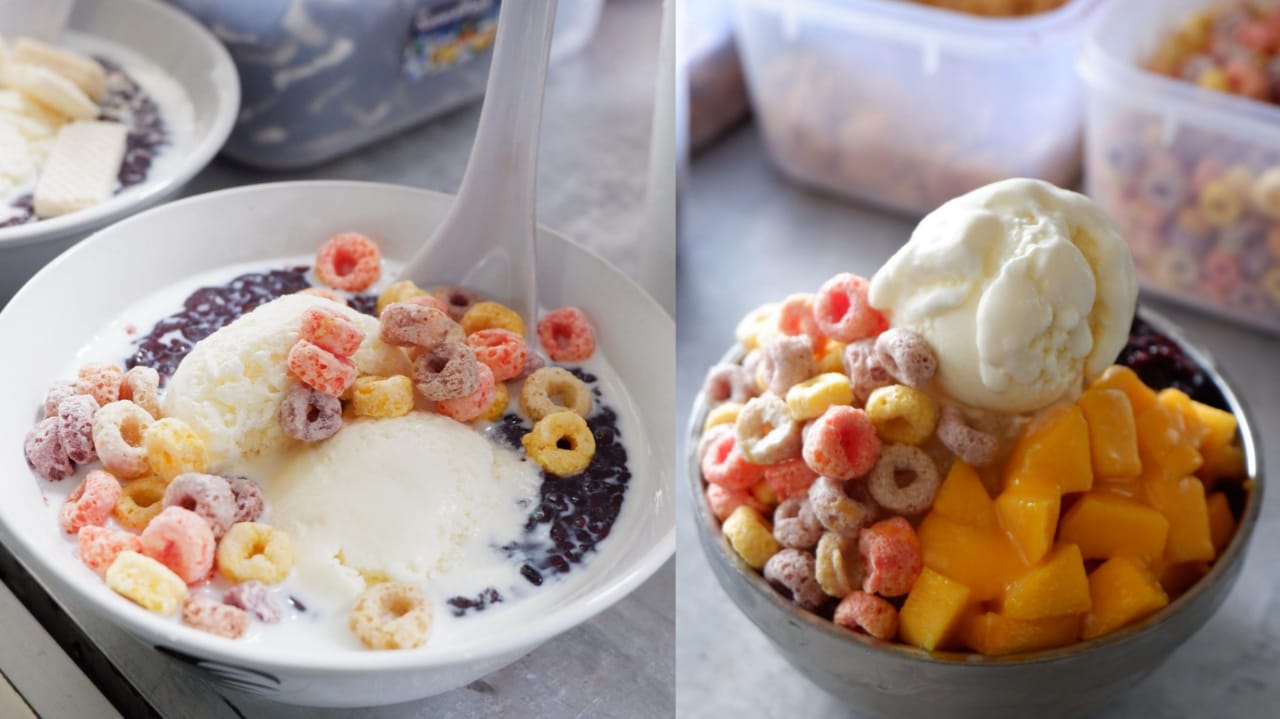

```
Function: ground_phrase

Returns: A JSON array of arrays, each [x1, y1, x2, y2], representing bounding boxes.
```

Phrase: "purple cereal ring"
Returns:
[[225, 476, 265, 523], [431, 285, 486, 321], [844, 339, 893, 405], [57, 394, 99, 464], [867, 444, 941, 515], [773, 498, 823, 550], [379, 303, 465, 349], [224, 580, 283, 623], [763, 548, 826, 612], [279, 383, 343, 442], [874, 328, 937, 388], [43, 380, 76, 419], [163, 473, 238, 538], [808, 476, 878, 539], [703, 363, 758, 405], [760, 335, 816, 397], [413, 342, 480, 401], [516, 351, 547, 381], [24, 417, 74, 481], [936, 406, 998, 468]]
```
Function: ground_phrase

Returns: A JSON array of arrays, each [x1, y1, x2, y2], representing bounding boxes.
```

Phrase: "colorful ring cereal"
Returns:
[[700, 431, 764, 491], [515, 351, 546, 381], [763, 548, 826, 611], [78, 526, 142, 576], [522, 410, 597, 477], [1251, 166, 1280, 219], [349, 375, 416, 419], [701, 402, 742, 432], [478, 382, 511, 422], [844, 338, 894, 405], [106, 550, 187, 615], [721, 505, 780, 570], [778, 293, 829, 348], [705, 483, 766, 522], [1153, 247, 1199, 290], [763, 457, 818, 502], [379, 303, 464, 349], [59, 470, 121, 534], [24, 417, 74, 481], [936, 405, 998, 467], [1199, 178, 1244, 227], [735, 302, 780, 350], [279, 383, 344, 441], [217, 522, 295, 585], [56, 394, 98, 464], [703, 363, 758, 405], [92, 401, 154, 479], [519, 366, 592, 421], [76, 362, 123, 407], [461, 301, 526, 336], [376, 280, 428, 315], [802, 406, 882, 480], [697, 424, 735, 465], [315, 232, 381, 292], [858, 516, 923, 597], [867, 444, 941, 515], [43, 380, 76, 419], [349, 581, 434, 650], [141, 506, 216, 584], [833, 591, 899, 641], [182, 595, 250, 639], [119, 366, 161, 419], [814, 273, 886, 343], [874, 328, 937, 388], [225, 476, 265, 524], [143, 417, 208, 482], [772, 498, 823, 550], [413, 342, 481, 401], [431, 285, 486, 321], [735, 394, 801, 465], [287, 339, 358, 397], [815, 531, 867, 598], [437, 363, 497, 423], [786, 372, 854, 421], [865, 385, 939, 445], [300, 305, 366, 357], [224, 580, 283, 623], [808, 476, 878, 539], [163, 473, 237, 538], [466, 329, 528, 382], [297, 287, 348, 306], [114, 475, 168, 531], [760, 335, 817, 397], [537, 307, 596, 363]]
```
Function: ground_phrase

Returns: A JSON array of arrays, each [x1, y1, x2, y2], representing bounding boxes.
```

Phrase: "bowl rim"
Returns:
[[1, 179, 675, 674], [0, 0, 240, 249], [685, 305, 1264, 666]]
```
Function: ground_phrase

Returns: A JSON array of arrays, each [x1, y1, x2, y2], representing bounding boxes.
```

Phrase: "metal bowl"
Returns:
[[685, 307, 1263, 719]]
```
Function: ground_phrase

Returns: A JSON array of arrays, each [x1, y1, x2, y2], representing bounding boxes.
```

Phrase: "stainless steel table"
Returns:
[[0, 1, 674, 717], [677, 125, 1280, 718]]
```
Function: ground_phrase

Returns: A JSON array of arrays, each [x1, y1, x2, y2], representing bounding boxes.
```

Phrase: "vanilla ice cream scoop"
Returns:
[[868, 178, 1138, 414]]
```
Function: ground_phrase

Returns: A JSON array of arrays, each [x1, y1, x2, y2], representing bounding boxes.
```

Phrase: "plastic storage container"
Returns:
[[1080, 0, 1280, 334], [171, 0, 602, 170], [682, 0, 749, 152], [731, 0, 1104, 215]]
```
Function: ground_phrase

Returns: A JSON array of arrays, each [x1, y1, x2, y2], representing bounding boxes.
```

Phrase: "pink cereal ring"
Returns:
[[225, 477, 265, 523], [858, 516, 923, 597], [300, 305, 365, 358], [697, 424, 735, 466], [24, 417, 74, 481], [405, 293, 451, 314], [120, 366, 162, 418], [874, 328, 937, 388], [224, 580, 283, 623], [700, 431, 764, 491], [705, 483, 766, 522], [431, 285, 487, 321], [287, 339, 357, 397], [413, 342, 481, 401], [844, 339, 894, 405], [867, 444, 940, 515], [763, 548, 827, 611], [43, 380, 76, 418], [77, 526, 142, 576], [777, 293, 829, 348], [57, 394, 99, 464], [315, 232, 381, 292], [140, 506, 216, 584], [703, 363, 758, 405], [91, 401, 155, 479], [773, 498, 824, 550], [278, 383, 343, 442], [380, 303, 464, 349], [537, 307, 596, 363], [437, 363, 497, 423], [76, 363, 124, 407], [834, 590, 899, 641], [936, 406, 998, 467], [59, 470, 122, 533], [763, 458, 818, 502], [803, 406, 882, 480], [466, 329, 528, 382], [808, 476, 879, 538], [760, 335, 817, 397], [814, 273, 887, 343], [164, 473, 238, 538], [182, 595, 250, 639]]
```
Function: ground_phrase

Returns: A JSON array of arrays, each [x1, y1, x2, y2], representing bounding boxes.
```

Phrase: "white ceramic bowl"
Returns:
[[0, 0, 239, 303], [0, 181, 675, 707]]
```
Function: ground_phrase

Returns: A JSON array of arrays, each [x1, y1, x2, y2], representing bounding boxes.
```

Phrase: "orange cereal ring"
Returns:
[[141, 506, 216, 585], [461, 301, 526, 336], [287, 339, 357, 397], [315, 232, 381, 292], [300, 305, 366, 358], [858, 516, 922, 597], [437, 363, 497, 423], [76, 362, 124, 407], [537, 307, 595, 363], [78, 526, 142, 576], [763, 458, 818, 502], [60, 470, 121, 534], [700, 431, 764, 491], [777, 293, 829, 348], [466, 329, 528, 382], [834, 590, 898, 640]]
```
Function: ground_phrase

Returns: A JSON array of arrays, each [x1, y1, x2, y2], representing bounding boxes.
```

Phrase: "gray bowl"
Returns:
[[685, 307, 1264, 719]]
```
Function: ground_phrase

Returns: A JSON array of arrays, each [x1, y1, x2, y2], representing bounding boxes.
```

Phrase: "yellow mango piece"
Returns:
[[1091, 366, 1157, 414], [933, 461, 997, 531], [1094, 476, 1147, 502], [1081, 556, 1169, 640], [1134, 404, 1185, 468], [964, 612, 1080, 657], [995, 492, 1060, 566], [918, 513, 1026, 601], [1002, 544, 1092, 621], [1199, 442, 1245, 486], [1077, 388, 1141, 478], [1059, 493, 1169, 565], [1145, 476, 1213, 564], [1157, 389, 1208, 448], [1004, 404, 1093, 496], [1207, 492, 1236, 554], [1158, 561, 1209, 597], [898, 567, 973, 652], [1192, 401, 1238, 455]]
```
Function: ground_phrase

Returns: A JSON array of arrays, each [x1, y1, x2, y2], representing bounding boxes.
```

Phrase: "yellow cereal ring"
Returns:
[[1199, 178, 1244, 227], [735, 302, 781, 350], [703, 401, 743, 432], [350, 375, 415, 418], [106, 550, 187, 615], [722, 505, 780, 570], [865, 384, 938, 445], [349, 581, 434, 650], [522, 411, 596, 477], [113, 474, 168, 531], [750, 480, 779, 510], [519, 367, 592, 421], [217, 522, 295, 585], [461, 301, 525, 336], [817, 341, 846, 374], [142, 418, 207, 482], [376, 280, 428, 316], [786, 372, 854, 421], [478, 382, 510, 422]]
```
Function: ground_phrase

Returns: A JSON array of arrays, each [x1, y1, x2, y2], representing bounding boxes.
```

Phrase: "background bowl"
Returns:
[[0, 0, 239, 305], [0, 181, 675, 707], [685, 307, 1262, 719]]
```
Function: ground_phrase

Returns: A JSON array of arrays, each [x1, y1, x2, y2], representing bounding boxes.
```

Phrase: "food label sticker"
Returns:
[[402, 0, 500, 80]]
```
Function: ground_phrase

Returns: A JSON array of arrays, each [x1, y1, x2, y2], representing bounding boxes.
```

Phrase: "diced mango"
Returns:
[[1081, 556, 1169, 640], [898, 567, 973, 651], [1058, 493, 1169, 565], [1134, 404, 1186, 468], [1199, 442, 1245, 486], [1004, 404, 1093, 496], [1158, 561, 1209, 597], [1207, 492, 1236, 554], [996, 492, 1060, 566], [1078, 388, 1141, 478], [964, 612, 1080, 656], [933, 461, 997, 531], [1145, 476, 1213, 564], [1192, 401, 1238, 455], [1091, 365, 1157, 414], [1094, 476, 1147, 502], [1157, 389, 1208, 448], [1142, 442, 1203, 484], [918, 513, 1026, 601], [1002, 544, 1092, 620]]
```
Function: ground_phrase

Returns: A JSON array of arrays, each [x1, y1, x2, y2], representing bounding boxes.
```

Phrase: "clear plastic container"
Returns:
[[682, 0, 749, 152], [171, 0, 602, 170], [1080, 0, 1280, 334], [731, 0, 1104, 215]]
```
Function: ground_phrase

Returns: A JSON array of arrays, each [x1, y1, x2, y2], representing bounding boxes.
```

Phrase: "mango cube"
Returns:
[[1199, 442, 1245, 486], [918, 513, 1025, 601], [1002, 544, 1092, 621], [1207, 492, 1236, 554], [1093, 476, 1147, 502], [963, 612, 1080, 656], [1058, 493, 1169, 565], [1081, 556, 1169, 640], [1004, 404, 1093, 496], [898, 567, 972, 651], [1158, 561, 1209, 597], [1145, 476, 1213, 564], [1157, 389, 1208, 448], [1134, 404, 1186, 468], [1192, 401, 1238, 455], [1139, 441, 1203, 484], [1078, 388, 1141, 478], [933, 461, 997, 531], [995, 492, 1060, 566], [1091, 365, 1157, 414]]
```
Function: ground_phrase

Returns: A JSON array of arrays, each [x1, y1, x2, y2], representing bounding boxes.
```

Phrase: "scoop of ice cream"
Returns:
[[868, 178, 1137, 414], [163, 294, 411, 470], [264, 414, 542, 598]]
